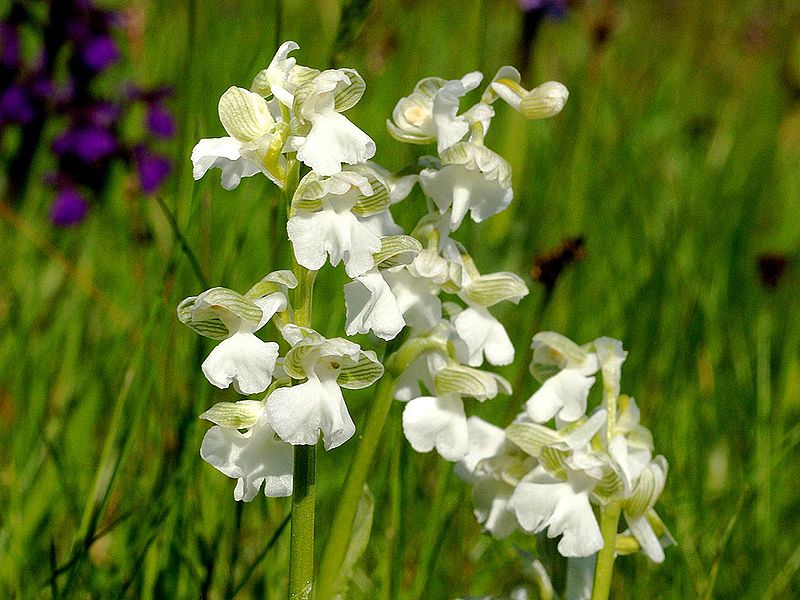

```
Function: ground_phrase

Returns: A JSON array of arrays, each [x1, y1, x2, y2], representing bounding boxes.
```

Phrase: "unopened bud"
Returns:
[[520, 81, 569, 119]]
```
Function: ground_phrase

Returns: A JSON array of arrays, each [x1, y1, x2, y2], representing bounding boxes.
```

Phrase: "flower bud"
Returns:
[[519, 81, 569, 119]]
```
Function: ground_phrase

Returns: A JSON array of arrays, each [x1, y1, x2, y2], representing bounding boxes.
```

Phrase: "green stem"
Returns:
[[286, 148, 317, 598], [289, 445, 316, 600], [590, 501, 622, 600], [317, 374, 397, 599]]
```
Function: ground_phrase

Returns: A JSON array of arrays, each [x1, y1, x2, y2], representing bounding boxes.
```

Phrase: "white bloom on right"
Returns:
[[526, 332, 600, 424], [387, 72, 484, 153], [419, 142, 513, 230]]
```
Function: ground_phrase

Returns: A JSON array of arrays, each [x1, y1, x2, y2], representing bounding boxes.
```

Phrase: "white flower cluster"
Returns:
[[178, 271, 383, 500], [183, 42, 570, 502], [455, 332, 674, 561], [376, 67, 569, 462]]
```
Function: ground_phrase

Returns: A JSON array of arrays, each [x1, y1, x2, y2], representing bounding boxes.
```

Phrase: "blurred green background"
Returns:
[[2, 0, 800, 597]]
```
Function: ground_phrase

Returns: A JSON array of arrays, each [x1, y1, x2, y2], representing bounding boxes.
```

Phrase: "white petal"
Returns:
[[297, 111, 376, 176], [453, 306, 514, 366], [344, 270, 405, 340], [419, 163, 512, 230], [358, 210, 403, 236], [200, 417, 293, 500], [252, 291, 288, 329], [456, 416, 507, 478], [383, 266, 442, 330], [511, 480, 603, 557], [402, 395, 468, 461], [490, 81, 522, 112], [473, 478, 518, 538], [201, 334, 278, 395], [626, 514, 665, 563], [548, 488, 604, 557], [287, 209, 381, 277], [432, 72, 482, 152], [191, 137, 263, 190], [265, 370, 355, 450], [526, 369, 596, 423]]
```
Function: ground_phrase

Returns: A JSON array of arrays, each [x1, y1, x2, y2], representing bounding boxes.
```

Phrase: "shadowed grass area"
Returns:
[[1, 0, 799, 598]]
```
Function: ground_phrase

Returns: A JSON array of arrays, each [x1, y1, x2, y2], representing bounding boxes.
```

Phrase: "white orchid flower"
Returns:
[[387, 72, 484, 153], [199, 400, 294, 501], [290, 69, 375, 176], [451, 264, 528, 367], [177, 272, 297, 395], [401, 362, 511, 461], [191, 86, 290, 190], [287, 167, 390, 277], [344, 268, 406, 340], [264, 325, 383, 450], [510, 466, 604, 557], [250, 40, 319, 108], [419, 141, 513, 230], [526, 332, 600, 424]]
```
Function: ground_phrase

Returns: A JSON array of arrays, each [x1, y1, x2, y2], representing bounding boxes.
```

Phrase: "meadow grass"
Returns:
[[1, 0, 799, 597]]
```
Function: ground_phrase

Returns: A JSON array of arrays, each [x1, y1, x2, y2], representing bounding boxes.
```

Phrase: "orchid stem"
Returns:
[[289, 444, 316, 600], [590, 500, 622, 600], [285, 154, 317, 599]]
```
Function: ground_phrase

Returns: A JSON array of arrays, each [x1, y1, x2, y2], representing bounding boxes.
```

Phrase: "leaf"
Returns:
[[330, 484, 375, 600]]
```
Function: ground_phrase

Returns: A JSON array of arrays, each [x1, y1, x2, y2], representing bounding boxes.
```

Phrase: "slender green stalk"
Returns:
[[317, 374, 396, 598], [282, 151, 319, 599], [289, 444, 317, 600], [590, 500, 622, 600]]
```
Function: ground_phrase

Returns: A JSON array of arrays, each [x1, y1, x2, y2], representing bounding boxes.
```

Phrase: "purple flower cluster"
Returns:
[[518, 0, 568, 19], [0, 0, 176, 227]]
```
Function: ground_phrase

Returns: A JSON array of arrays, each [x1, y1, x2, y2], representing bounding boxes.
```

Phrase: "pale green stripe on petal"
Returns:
[[245, 270, 299, 300], [200, 400, 263, 429], [373, 235, 423, 267], [195, 288, 262, 328], [506, 422, 561, 458], [333, 69, 366, 112], [463, 272, 529, 307], [338, 357, 384, 389]]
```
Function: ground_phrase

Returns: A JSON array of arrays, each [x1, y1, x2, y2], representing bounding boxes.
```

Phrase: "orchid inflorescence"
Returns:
[[179, 40, 670, 597]]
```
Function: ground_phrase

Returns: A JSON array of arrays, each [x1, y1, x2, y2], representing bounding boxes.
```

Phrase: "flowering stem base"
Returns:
[[590, 500, 622, 600], [317, 374, 396, 599], [289, 443, 316, 600]]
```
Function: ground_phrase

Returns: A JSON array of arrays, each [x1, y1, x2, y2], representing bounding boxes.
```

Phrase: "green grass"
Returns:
[[2, 0, 800, 597]]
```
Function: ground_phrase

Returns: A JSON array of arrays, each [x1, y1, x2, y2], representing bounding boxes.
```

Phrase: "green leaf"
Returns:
[[329, 484, 375, 600]]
